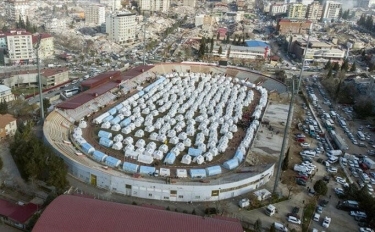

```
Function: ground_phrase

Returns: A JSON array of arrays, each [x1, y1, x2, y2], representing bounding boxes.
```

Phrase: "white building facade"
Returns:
[[322, 1, 342, 21], [106, 11, 136, 44], [85, 5, 106, 25], [45, 18, 67, 33], [6, 29, 34, 65], [269, 3, 288, 16], [0, 85, 15, 102], [182, 0, 196, 7], [139, 0, 170, 12], [5, 0, 29, 21]]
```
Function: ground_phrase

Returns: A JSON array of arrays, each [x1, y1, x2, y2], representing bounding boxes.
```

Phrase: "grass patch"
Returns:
[[302, 200, 317, 232]]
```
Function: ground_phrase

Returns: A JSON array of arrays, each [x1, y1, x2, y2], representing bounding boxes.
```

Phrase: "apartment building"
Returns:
[[6, 29, 34, 65], [277, 18, 312, 35], [106, 11, 136, 45], [85, 5, 106, 25], [5, 0, 29, 21], [32, 33, 54, 59], [0, 114, 17, 139], [0, 85, 15, 103], [0, 34, 7, 49], [269, 3, 288, 16], [182, 0, 196, 7], [99, 0, 122, 10], [45, 18, 67, 33], [287, 3, 308, 19], [322, 1, 342, 21], [306, 1, 323, 21], [139, 0, 170, 12]]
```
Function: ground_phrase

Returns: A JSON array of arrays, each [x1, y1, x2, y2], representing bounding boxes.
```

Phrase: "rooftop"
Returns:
[[0, 198, 38, 223], [32, 33, 53, 44], [245, 40, 269, 48], [0, 67, 68, 79], [0, 114, 16, 128], [0, 84, 11, 92], [32, 195, 243, 232]]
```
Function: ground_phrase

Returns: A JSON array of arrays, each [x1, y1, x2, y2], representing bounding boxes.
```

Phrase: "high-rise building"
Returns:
[[106, 11, 136, 45], [5, 0, 29, 21], [269, 3, 288, 16], [138, 0, 170, 12], [85, 5, 106, 25], [182, 0, 196, 8], [99, 0, 122, 10], [32, 33, 54, 59], [45, 18, 67, 33], [321, 1, 342, 21], [6, 29, 34, 65], [287, 3, 308, 19], [306, 1, 323, 21]]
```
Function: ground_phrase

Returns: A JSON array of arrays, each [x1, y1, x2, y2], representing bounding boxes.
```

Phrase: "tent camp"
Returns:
[[99, 137, 113, 148], [92, 151, 107, 162], [206, 166, 222, 176], [105, 156, 121, 168], [98, 130, 112, 139], [122, 162, 139, 173], [190, 169, 207, 178], [164, 153, 176, 165], [159, 168, 170, 177], [138, 154, 153, 164], [139, 166, 156, 175], [188, 148, 203, 157], [176, 169, 188, 178], [222, 158, 239, 170], [81, 143, 95, 154]]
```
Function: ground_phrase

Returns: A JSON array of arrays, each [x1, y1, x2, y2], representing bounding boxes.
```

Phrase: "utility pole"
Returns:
[[273, 29, 311, 194], [35, 34, 45, 122], [142, 11, 148, 66]]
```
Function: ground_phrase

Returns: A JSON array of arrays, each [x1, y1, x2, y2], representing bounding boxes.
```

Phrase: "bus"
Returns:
[[64, 87, 80, 97], [309, 125, 315, 136]]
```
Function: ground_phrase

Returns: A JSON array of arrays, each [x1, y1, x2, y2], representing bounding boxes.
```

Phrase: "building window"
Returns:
[[170, 190, 177, 194], [178, 195, 183, 199], [148, 193, 152, 197], [211, 190, 219, 197], [164, 196, 169, 200]]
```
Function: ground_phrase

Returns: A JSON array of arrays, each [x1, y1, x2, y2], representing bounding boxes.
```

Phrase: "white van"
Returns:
[[273, 222, 288, 232]]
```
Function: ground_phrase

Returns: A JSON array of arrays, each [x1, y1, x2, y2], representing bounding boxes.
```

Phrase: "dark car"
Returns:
[[358, 222, 368, 227], [292, 207, 300, 214], [323, 176, 330, 183], [319, 199, 329, 207], [296, 179, 306, 186], [297, 175, 308, 181]]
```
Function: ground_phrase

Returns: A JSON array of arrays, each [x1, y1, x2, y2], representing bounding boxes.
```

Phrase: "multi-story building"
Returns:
[[287, 3, 308, 19], [0, 113, 17, 139], [106, 11, 136, 45], [269, 3, 288, 16], [32, 33, 54, 59], [321, 1, 342, 21], [0, 85, 15, 103], [85, 5, 106, 25], [139, 0, 170, 12], [358, 0, 375, 8], [0, 34, 7, 49], [5, 0, 29, 21], [291, 37, 345, 62], [276, 18, 312, 35], [99, 0, 122, 10], [6, 29, 34, 65], [182, 0, 196, 7], [45, 18, 67, 33], [0, 67, 69, 88], [306, 1, 323, 21]]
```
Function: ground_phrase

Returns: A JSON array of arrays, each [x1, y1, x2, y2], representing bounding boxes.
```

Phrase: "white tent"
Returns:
[[125, 144, 135, 151], [79, 120, 87, 128], [176, 169, 188, 178], [113, 134, 124, 142], [171, 147, 180, 156], [121, 127, 131, 134], [111, 124, 121, 131], [123, 137, 133, 145], [135, 129, 144, 137], [183, 138, 192, 147], [112, 142, 123, 150], [159, 168, 170, 177], [149, 132, 158, 140], [181, 155, 192, 165], [204, 152, 213, 162], [152, 150, 164, 160], [159, 144, 168, 153], [146, 142, 157, 150], [136, 139, 146, 148], [124, 149, 139, 159], [101, 122, 111, 129], [144, 148, 154, 156], [136, 147, 145, 154], [138, 154, 153, 164], [195, 155, 205, 165], [169, 137, 179, 144]]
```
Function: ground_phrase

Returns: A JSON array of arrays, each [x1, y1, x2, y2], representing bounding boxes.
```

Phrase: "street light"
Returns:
[[34, 34, 45, 123]]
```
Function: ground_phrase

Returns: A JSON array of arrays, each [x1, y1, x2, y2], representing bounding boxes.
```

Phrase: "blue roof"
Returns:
[[92, 150, 107, 162], [188, 148, 203, 157], [139, 166, 156, 175], [190, 169, 207, 178], [245, 40, 269, 48], [222, 158, 239, 170], [122, 162, 139, 173], [81, 143, 95, 154], [164, 153, 176, 165], [206, 165, 222, 176], [105, 156, 121, 167]]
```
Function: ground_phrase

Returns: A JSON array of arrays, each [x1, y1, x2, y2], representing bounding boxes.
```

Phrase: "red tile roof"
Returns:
[[32, 33, 52, 44], [0, 199, 39, 223], [32, 195, 243, 232], [0, 114, 16, 128], [57, 66, 154, 110]]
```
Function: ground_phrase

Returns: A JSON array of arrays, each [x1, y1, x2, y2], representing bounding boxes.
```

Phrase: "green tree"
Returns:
[[362, 50, 366, 57], [333, 62, 340, 71], [1, 24, 8, 32], [327, 68, 333, 78], [350, 62, 356, 72], [269, 223, 276, 232], [324, 60, 331, 70], [216, 32, 220, 40], [281, 147, 290, 171], [314, 180, 328, 196], [0, 156, 3, 170], [218, 46, 222, 55], [0, 100, 8, 114], [353, 97, 374, 119], [254, 218, 262, 232], [210, 38, 214, 53], [227, 46, 231, 58], [341, 59, 349, 71], [43, 98, 51, 117]]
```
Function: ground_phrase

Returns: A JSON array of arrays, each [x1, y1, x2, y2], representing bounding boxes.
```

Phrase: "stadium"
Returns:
[[43, 62, 286, 202]]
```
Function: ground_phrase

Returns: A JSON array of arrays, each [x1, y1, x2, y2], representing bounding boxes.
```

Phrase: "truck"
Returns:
[[265, 204, 276, 216], [294, 164, 308, 172], [330, 131, 349, 150], [363, 157, 375, 170]]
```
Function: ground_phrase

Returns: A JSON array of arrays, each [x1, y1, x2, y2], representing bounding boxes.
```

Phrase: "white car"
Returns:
[[336, 177, 347, 184], [360, 228, 374, 232], [300, 142, 310, 148], [322, 216, 331, 228], [327, 167, 337, 173], [287, 216, 301, 224], [350, 211, 367, 218]]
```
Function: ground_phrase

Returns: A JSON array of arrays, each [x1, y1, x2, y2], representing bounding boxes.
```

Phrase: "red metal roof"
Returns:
[[0, 199, 39, 223], [57, 66, 154, 110], [32, 195, 243, 232]]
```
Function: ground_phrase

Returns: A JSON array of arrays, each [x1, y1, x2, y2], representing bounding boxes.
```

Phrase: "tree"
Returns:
[[341, 59, 349, 72], [269, 223, 276, 232], [281, 147, 290, 171], [324, 60, 331, 70], [210, 38, 214, 53], [1, 24, 8, 32], [254, 218, 262, 232], [350, 62, 356, 72], [0, 100, 8, 114], [353, 97, 374, 119], [218, 46, 222, 55], [314, 180, 328, 196], [362, 50, 366, 57], [333, 62, 340, 71], [0, 156, 3, 170], [227, 46, 231, 58], [327, 68, 333, 78], [216, 32, 220, 40]]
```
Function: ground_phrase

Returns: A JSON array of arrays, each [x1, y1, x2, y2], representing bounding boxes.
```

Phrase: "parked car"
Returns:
[[359, 227, 374, 232], [287, 216, 301, 224], [300, 142, 310, 148], [296, 179, 306, 186], [316, 206, 323, 214], [350, 211, 367, 218], [322, 216, 331, 228], [327, 167, 338, 173]]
